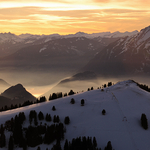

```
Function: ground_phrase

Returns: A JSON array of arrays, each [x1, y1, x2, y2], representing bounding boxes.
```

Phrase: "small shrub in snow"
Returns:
[[64, 93, 67, 97], [102, 109, 106, 115], [52, 106, 56, 111], [70, 98, 75, 104]]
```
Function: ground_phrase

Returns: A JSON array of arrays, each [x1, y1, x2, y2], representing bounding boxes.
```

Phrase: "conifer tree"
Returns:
[[52, 106, 56, 111], [81, 99, 85, 106], [52, 93, 57, 100], [64, 139, 69, 150], [34, 117, 38, 126], [64, 116, 70, 125], [37, 146, 41, 150], [39, 96, 46, 102], [8, 135, 14, 150], [102, 109, 106, 115], [68, 90, 75, 95], [13, 115, 23, 145], [141, 113, 148, 130], [51, 140, 62, 150], [64, 93, 67, 97], [105, 141, 112, 150], [38, 111, 44, 120], [49, 94, 52, 100], [57, 92, 63, 98], [0, 133, 6, 147], [46, 113, 52, 122], [70, 98, 75, 104], [93, 137, 97, 148]]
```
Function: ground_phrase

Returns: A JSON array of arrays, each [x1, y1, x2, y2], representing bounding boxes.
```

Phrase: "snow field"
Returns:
[[1, 80, 150, 150]]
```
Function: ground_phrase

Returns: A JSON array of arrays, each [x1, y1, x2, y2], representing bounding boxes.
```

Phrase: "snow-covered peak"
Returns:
[[110, 80, 136, 90], [75, 31, 87, 36], [106, 30, 138, 38], [0, 32, 23, 43], [136, 25, 150, 44], [62, 31, 138, 39], [19, 33, 43, 40], [140, 25, 150, 33], [19, 33, 34, 39], [0, 30, 139, 44]]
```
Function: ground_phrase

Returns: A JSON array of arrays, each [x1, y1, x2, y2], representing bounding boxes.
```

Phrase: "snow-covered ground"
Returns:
[[0, 80, 150, 150]]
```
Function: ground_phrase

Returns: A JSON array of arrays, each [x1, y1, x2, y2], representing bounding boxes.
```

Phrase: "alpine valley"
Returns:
[[0, 29, 138, 86]]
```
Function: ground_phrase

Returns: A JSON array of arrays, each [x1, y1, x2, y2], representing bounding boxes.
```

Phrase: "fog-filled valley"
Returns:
[[1, 70, 150, 100], [0, 25, 150, 99]]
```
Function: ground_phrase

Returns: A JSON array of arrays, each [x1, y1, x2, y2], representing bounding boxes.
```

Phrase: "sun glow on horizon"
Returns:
[[33, 93, 42, 98], [0, 0, 149, 35]]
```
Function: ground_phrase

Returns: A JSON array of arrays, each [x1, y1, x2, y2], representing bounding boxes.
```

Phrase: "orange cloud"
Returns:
[[0, 0, 150, 35]]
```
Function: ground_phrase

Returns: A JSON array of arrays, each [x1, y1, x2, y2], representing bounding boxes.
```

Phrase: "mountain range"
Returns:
[[0, 25, 150, 97], [82, 25, 150, 77], [0, 29, 139, 86], [0, 80, 150, 150], [0, 30, 137, 59], [0, 26, 150, 150]]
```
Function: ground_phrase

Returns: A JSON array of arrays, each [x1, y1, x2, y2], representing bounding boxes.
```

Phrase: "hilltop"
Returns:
[[0, 80, 150, 150]]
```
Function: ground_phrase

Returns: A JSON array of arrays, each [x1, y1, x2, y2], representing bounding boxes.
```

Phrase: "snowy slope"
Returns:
[[0, 80, 150, 150]]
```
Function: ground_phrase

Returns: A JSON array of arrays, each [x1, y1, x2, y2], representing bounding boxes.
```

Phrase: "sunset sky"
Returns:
[[0, 0, 150, 35]]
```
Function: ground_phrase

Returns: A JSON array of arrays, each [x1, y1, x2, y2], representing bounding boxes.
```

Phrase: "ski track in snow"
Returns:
[[109, 90, 139, 150]]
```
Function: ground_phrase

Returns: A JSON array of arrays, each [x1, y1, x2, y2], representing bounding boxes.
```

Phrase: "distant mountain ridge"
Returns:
[[0, 30, 138, 43], [0, 35, 120, 86], [0, 30, 138, 58], [0, 26, 148, 86]]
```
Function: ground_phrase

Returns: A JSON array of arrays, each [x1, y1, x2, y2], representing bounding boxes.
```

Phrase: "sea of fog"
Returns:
[[0, 70, 150, 99]]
